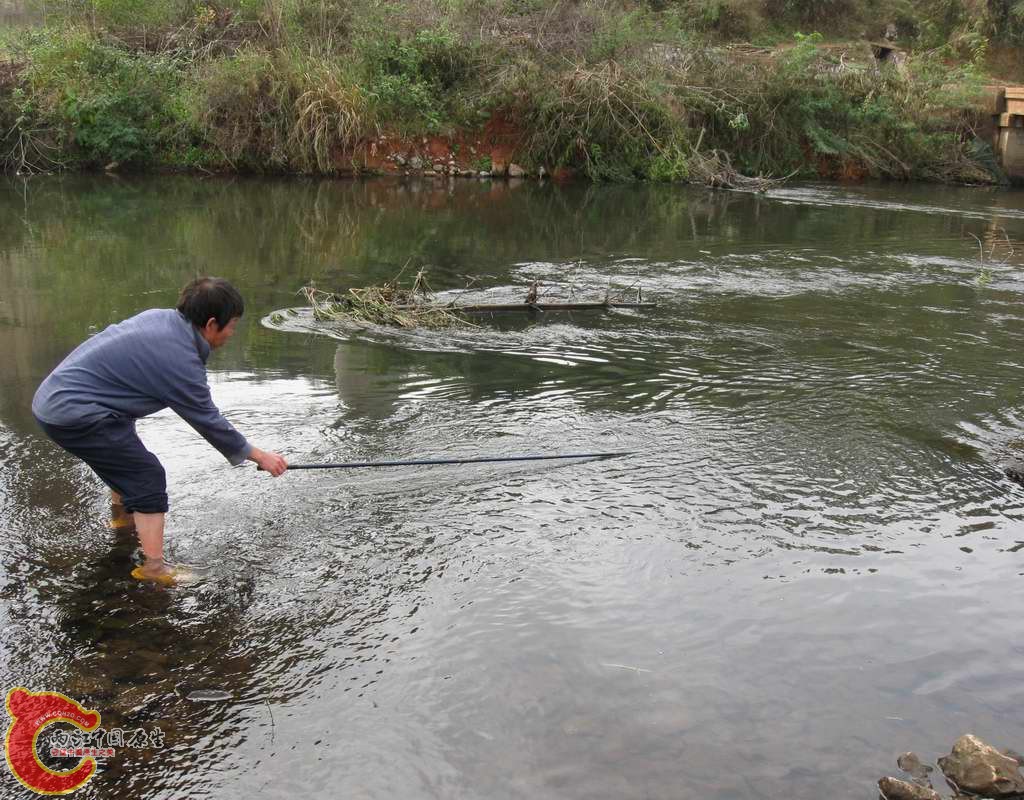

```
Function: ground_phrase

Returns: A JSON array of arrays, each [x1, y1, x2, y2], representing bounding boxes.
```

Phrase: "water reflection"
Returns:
[[3, 175, 1024, 799]]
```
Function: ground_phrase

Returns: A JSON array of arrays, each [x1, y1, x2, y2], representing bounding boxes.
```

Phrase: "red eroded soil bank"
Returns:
[[334, 116, 575, 180]]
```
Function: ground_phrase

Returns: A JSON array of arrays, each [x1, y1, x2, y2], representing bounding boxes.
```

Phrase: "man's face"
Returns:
[[202, 316, 240, 349]]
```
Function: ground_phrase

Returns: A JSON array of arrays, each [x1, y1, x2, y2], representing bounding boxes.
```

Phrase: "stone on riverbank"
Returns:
[[878, 776, 941, 800], [937, 735, 1024, 797]]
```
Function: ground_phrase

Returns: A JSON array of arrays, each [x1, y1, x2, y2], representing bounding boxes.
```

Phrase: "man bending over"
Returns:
[[32, 277, 288, 583]]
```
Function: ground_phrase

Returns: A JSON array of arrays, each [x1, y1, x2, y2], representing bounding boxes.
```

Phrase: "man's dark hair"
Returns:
[[176, 277, 245, 329]]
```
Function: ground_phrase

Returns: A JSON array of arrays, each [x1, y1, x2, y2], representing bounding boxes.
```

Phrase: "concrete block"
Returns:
[[998, 126, 1024, 180], [1004, 86, 1024, 116], [985, 85, 1007, 115]]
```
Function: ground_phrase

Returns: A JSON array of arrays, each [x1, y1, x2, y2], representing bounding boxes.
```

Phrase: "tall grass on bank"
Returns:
[[496, 32, 992, 182], [508, 61, 690, 181], [0, 0, 1002, 181], [671, 34, 992, 181]]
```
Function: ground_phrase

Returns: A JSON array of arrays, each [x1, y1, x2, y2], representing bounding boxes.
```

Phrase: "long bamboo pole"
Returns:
[[259, 452, 633, 471], [372, 301, 655, 312]]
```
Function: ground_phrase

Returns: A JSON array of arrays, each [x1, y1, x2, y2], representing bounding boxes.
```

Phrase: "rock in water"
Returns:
[[186, 689, 233, 702], [896, 752, 934, 787], [937, 735, 1024, 797], [1006, 464, 1024, 487], [878, 776, 941, 800]]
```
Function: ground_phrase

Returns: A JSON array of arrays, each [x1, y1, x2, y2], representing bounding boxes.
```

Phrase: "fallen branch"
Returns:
[[689, 147, 791, 191]]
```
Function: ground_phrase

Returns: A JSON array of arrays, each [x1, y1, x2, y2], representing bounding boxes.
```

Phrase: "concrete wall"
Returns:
[[994, 88, 1024, 182], [998, 128, 1024, 180]]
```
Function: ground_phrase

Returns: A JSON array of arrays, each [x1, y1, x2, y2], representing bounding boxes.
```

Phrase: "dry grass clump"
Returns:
[[291, 62, 372, 172], [303, 271, 472, 329], [194, 49, 370, 171], [517, 60, 688, 181], [195, 47, 295, 168]]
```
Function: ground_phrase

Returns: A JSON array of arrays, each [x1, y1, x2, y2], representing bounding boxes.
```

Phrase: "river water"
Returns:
[[2, 175, 1024, 799]]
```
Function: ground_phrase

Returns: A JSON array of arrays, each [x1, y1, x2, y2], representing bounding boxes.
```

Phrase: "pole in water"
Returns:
[[258, 451, 633, 471]]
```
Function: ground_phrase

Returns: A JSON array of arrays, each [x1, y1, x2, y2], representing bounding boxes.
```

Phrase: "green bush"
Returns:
[[190, 48, 296, 168], [189, 50, 371, 172], [46, 0, 195, 28], [358, 27, 479, 131], [96, 0, 193, 27], [283, 0, 353, 51], [678, 33, 990, 181], [10, 28, 182, 168], [588, 8, 655, 62], [985, 0, 1024, 43], [514, 61, 689, 180], [771, 0, 863, 27], [679, 0, 765, 38]]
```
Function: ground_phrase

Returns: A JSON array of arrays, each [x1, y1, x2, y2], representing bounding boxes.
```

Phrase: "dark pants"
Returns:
[[35, 416, 169, 514]]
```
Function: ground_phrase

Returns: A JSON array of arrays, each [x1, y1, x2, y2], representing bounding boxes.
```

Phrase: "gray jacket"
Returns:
[[32, 309, 251, 465]]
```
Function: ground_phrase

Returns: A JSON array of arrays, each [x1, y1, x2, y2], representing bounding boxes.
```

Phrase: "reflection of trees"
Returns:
[[5, 174, 1024, 432], [334, 340, 406, 422], [330, 318, 696, 433], [332, 338, 565, 424], [0, 174, 737, 429], [0, 176, 769, 333]]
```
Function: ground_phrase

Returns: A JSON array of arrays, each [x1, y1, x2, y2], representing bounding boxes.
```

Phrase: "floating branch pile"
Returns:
[[303, 271, 470, 329], [301, 273, 655, 330]]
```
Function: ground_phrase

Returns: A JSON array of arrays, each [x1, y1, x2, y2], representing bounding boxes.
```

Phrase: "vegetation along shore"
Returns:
[[1, 0, 1022, 184]]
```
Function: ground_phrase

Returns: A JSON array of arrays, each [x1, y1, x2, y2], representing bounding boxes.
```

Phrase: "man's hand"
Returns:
[[249, 447, 288, 476]]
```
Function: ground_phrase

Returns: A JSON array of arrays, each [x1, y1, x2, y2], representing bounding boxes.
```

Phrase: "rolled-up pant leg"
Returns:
[[35, 417, 168, 514]]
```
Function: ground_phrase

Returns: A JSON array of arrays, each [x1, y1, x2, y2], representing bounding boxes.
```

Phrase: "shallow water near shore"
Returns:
[[2, 175, 1024, 799]]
